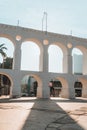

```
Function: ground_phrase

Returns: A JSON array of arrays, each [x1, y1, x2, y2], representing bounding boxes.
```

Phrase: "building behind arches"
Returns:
[[0, 23, 87, 98]]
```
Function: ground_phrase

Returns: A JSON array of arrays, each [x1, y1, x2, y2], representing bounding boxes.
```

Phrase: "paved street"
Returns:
[[0, 97, 87, 130]]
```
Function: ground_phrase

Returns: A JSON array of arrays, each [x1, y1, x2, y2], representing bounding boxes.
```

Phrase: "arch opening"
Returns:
[[49, 79, 62, 97], [0, 74, 11, 96], [49, 77, 69, 98], [72, 48, 83, 74], [21, 41, 40, 71], [0, 37, 14, 69], [48, 45, 63, 73], [21, 74, 42, 97], [74, 81, 82, 97]]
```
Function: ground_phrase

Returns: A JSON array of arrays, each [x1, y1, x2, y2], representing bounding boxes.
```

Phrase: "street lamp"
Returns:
[[42, 12, 48, 33]]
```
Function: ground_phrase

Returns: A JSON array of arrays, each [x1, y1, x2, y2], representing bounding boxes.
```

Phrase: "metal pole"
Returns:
[[42, 12, 47, 33], [45, 12, 47, 33], [17, 20, 19, 26], [42, 12, 45, 31], [42, 18, 43, 31]]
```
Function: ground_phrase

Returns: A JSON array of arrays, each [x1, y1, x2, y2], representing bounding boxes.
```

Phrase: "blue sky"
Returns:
[[0, 0, 87, 37]]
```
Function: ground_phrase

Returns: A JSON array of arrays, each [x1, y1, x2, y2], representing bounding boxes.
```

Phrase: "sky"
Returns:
[[0, 0, 86, 72], [0, 0, 87, 37]]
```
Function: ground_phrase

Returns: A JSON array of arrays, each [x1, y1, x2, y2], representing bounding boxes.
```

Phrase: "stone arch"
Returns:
[[21, 74, 42, 98], [22, 38, 43, 48], [0, 72, 13, 96], [21, 38, 43, 71], [49, 42, 68, 57], [0, 34, 16, 46], [74, 81, 82, 97], [56, 77, 69, 98], [76, 77, 87, 98], [48, 42, 68, 73], [52, 76, 69, 98], [72, 45, 87, 74]]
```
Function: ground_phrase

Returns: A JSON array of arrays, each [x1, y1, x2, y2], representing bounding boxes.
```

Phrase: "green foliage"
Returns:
[[0, 43, 7, 58]]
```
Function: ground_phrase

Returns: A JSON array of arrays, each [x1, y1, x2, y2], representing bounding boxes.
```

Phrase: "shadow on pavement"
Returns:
[[20, 98, 84, 130], [0, 97, 86, 130], [51, 97, 87, 103], [0, 97, 87, 103]]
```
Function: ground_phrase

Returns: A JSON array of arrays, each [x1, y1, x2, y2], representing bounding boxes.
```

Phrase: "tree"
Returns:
[[2, 57, 13, 69], [0, 43, 7, 59], [0, 43, 7, 94]]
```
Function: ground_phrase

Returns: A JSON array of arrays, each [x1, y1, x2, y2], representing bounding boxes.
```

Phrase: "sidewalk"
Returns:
[[0, 97, 87, 130]]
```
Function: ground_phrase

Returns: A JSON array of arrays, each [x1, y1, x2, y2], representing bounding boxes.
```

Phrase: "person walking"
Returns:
[[49, 80, 55, 97]]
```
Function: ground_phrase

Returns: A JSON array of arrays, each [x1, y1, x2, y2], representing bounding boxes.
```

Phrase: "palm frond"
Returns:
[[0, 44, 7, 50], [0, 43, 7, 58], [0, 50, 7, 57]]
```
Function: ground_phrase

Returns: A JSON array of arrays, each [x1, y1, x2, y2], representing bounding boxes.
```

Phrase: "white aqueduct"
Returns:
[[0, 23, 87, 99]]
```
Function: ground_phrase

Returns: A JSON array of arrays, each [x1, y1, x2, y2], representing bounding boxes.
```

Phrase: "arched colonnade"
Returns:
[[0, 24, 87, 98]]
